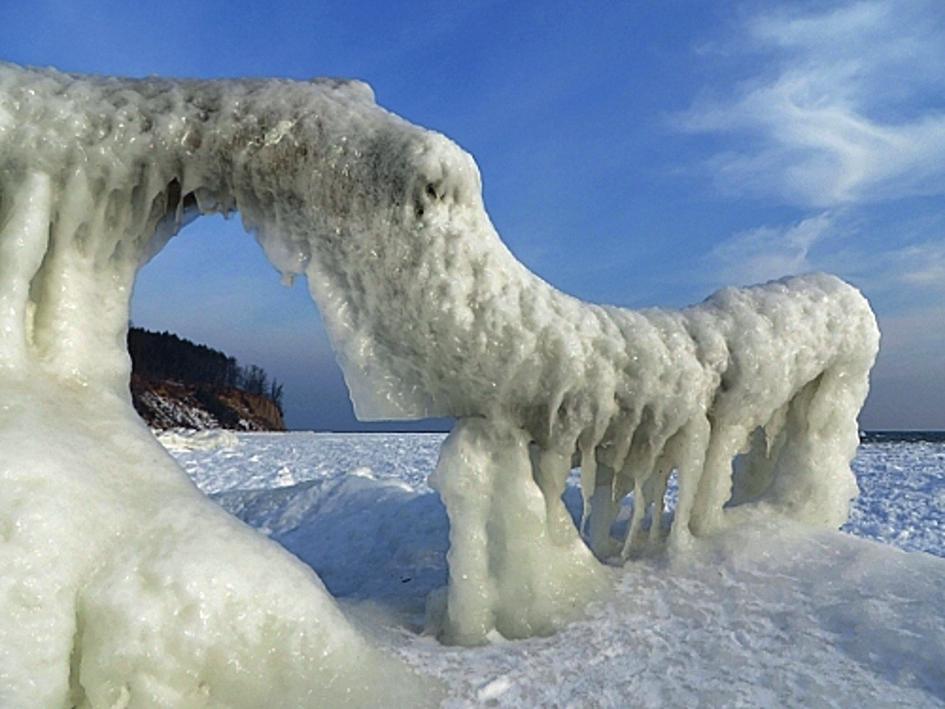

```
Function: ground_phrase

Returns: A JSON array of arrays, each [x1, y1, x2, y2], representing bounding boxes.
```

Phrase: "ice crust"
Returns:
[[0, 61, 879, 701]]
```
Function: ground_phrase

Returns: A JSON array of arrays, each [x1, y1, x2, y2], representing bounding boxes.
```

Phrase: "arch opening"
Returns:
[[132, 211, 336, 431], [133, 211, 454, 432]]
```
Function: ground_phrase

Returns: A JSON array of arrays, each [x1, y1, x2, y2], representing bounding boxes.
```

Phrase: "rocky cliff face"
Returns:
[[131, 375, 285, 431], [127, 327, 286, 431]]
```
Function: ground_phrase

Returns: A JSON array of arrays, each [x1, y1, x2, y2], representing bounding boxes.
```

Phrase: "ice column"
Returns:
[[428, 418, 608, 644]]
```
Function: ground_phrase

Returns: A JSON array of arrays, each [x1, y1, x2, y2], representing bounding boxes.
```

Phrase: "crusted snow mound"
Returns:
[[0, 57, 878, 699]]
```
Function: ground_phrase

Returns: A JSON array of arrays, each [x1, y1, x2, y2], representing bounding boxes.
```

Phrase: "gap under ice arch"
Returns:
[[0, 57, 878, 689]]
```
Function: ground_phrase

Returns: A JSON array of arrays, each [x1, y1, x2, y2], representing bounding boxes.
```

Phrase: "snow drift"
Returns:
[[0, 61, 878, 703]]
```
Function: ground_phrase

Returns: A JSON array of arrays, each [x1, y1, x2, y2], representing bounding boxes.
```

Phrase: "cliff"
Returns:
[[128, 328, 286, 431]]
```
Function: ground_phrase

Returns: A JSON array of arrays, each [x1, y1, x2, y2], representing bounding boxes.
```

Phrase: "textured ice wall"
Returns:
[[0, 57, 878, 676]]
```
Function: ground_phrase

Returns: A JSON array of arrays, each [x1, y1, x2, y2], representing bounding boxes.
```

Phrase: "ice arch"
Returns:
[[0, 59, 878, 697]]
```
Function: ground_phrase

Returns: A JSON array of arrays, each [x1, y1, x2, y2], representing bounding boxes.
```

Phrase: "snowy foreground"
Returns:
[[163, 430, 945, 707]]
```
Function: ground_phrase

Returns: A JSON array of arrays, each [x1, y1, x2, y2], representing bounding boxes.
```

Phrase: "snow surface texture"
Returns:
[[174, 431, 945, 706], [0, 62, 880, 702]]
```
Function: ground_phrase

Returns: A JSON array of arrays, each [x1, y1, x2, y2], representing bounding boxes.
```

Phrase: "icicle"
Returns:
[[578, 435, 597, 537], [587, 463, 619, 558], [671, 420, 711, 546], [532, 446, 580, 545], [0, 171, 51, 367], [649, 466, 672, 544], [620, 476, 647, 559]]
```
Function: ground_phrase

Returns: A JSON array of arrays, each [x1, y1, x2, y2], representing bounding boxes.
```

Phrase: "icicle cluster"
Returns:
[[0, 59, 878, 703]]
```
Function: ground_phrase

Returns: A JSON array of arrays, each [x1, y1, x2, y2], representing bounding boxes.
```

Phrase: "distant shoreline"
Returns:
[[859, 430, 945, 443]]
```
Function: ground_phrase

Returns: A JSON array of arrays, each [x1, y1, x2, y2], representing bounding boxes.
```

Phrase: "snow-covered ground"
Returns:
[[160, 430, 945, 707], [847, 440, 945, 555]]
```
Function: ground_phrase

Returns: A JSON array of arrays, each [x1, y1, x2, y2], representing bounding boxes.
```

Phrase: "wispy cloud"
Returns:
[[710, 212, 835, 285], [894, 241, 945, 291], [690, 3, 945, 427], [678, 1, 945, 208]]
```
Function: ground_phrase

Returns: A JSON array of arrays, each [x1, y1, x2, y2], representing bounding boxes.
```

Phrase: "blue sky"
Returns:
[[2, 1, 943, 430]]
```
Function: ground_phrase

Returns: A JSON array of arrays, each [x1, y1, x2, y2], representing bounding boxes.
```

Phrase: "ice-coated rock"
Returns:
[[0, 59, 878, 705]]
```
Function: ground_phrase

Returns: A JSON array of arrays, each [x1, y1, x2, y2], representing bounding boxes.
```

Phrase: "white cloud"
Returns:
[[709, 212, 834, 285], [678, 1, 945, 207]]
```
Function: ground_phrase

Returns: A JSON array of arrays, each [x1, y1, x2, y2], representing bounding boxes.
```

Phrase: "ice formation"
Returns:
[[0, 57, 878, 698]]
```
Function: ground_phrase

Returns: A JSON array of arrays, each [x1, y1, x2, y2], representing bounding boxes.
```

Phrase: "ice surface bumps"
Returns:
[[0, 60, 878, 701]]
